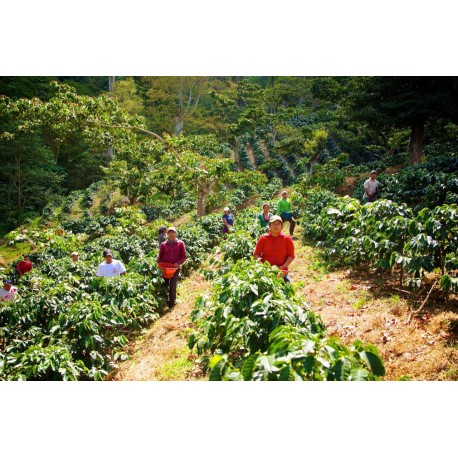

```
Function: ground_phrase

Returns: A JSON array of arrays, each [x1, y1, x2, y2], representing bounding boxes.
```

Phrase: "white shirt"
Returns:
[[1, 286, 17, 302], [96, 259, 126, 277], [364, 178, 379, 197]]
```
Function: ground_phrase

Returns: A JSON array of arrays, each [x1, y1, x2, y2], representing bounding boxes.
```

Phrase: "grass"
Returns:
[[156, 347, 194, 380]]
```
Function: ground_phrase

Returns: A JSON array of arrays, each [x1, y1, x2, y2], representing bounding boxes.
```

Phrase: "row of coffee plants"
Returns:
[[188, 215, 385, 380], [0, 201, 227, 380], [297, 188, 458, 293]]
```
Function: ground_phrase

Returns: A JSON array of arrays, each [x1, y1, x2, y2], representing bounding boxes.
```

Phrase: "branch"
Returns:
[[407, 279, 438, 323]]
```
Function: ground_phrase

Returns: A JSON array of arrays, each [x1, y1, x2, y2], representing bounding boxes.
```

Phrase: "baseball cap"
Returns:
[[167, 227, 177, 233], [282, 190, 288, 195], [103, 249, 113, 257], [4, 279, 12, 284], [223, 206, 230, 211], [71, 251, 78, 256], [371, 170, 377, 174], [269, 215, 283, 224]]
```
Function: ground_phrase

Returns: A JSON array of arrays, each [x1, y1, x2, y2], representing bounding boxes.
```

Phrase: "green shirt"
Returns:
[[278, 198, 291, 215], [257, 212, 272, 228]]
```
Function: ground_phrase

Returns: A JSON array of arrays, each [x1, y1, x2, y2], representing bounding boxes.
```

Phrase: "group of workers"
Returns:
[[2, 172, 379, 306]]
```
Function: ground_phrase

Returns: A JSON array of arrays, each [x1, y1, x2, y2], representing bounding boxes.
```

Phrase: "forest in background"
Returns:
[[1, 76, 458, 234]]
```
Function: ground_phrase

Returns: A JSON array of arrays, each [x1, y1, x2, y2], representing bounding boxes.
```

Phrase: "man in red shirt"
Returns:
[[16, 254, 33, 276], [253, 215, 295, 282], [157, 227, 187, 308]]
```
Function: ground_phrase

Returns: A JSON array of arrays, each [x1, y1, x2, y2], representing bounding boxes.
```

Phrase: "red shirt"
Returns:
[[253, 232, 295, 269], [158, 240, 187, 265], [16, 259, 33, 275]]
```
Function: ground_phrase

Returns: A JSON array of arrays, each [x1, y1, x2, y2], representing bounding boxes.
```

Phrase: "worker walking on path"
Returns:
[[277, 190, 296, 236], [158, 227, 187, 308]]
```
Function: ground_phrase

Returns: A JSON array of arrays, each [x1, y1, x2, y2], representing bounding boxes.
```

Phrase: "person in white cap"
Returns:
[[96, 249, 127, 277], [222, 206, 234, 235], [364, 170, 380, 203], [71, 252, 79, 262], [157, 227, 187, 308], [253, 215, 295, 282]]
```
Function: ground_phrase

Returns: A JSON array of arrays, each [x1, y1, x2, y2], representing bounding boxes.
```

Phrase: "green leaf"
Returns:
[[241, 354, 258, 381], [359, 351, 385, 376]]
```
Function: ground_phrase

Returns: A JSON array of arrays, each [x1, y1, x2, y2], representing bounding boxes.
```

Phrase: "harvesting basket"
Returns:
[[158, 262, 179, 279]]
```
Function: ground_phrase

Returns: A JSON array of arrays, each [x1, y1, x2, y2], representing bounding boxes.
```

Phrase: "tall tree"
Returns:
[[346, 77, 458, 164]]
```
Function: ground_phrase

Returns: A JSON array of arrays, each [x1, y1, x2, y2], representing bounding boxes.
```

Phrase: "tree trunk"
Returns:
[[197, 178, 208, 218], [407, 122, 424, 164], [175, 115, 184, 135], [107, 77, 116, 161]]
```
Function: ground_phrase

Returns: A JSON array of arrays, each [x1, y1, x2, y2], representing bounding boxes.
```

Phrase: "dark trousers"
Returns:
[[164, 269, 180, 307], [281, 214, 296, 235]]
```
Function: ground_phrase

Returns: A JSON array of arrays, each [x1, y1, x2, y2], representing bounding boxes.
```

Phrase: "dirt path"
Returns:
[[110, 269, 210, 380], [290, 226, 458, 381], [259, 139, 271, 159], [246, 143, 256, 167]]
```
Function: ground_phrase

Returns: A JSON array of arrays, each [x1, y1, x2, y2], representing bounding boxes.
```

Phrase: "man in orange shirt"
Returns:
[[253, 215, 295, 282]]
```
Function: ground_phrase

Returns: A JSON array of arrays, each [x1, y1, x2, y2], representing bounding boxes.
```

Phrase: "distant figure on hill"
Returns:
[[257, 203, 273, 229], [157, 227, 187, 308], [222, 206, 234, 235], [96, 249, 126, 277], [1, 279, 18, 303], [277, 190, 296, 236], [253, 215, 295, 282], [364, 170, 380, 203], [158, 226, 168, 246], [16, 254, 33, 276], [71, 251, 79, 262]]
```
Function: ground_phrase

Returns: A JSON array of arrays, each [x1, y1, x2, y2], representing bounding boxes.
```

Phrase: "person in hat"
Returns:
[[277, 190, 296, 236], [222, 206, 234, 235], [1, 279, 18, 303], [364, 170, 380, 203], [96, 249, 126, 277], [71, 252, 79, 262], [157, 227, 187, 308], [158, 226, 168, 246], [16, 254, 33, 276], [257, 203, 273, 229], [253, 215, 295, 282]]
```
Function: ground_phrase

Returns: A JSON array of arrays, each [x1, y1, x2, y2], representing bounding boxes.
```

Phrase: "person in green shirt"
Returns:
[[277, 190, 296, 236], [257, 203, 272, 229]]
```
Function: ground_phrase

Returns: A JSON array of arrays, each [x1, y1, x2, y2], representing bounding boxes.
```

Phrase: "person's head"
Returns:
[[71, 251, 79, 261], [3, 279, 12, 291], [103, 249, 113, 264], [268, 215, 283, 236], [158, 226, 167, 235], [167, 227, 177, 241], [23, 254, 29, 260], [370, 170, 377, 180], [281, 190, 288, 199], [223, 206, 230, 214], [262, 203, 270, 212]]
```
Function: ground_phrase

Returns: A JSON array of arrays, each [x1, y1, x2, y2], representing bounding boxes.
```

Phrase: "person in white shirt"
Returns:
[[1, 279, 18, 302], [96, 249, 127, 277], [364, 170, 380, 203]]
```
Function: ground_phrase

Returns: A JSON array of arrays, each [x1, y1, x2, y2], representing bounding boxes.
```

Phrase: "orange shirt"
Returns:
[[253, 232, 295, 268]]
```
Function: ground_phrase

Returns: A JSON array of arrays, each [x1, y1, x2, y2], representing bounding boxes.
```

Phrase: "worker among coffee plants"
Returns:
[[157, 227, 187, 308], [253, 215, 295, 282]]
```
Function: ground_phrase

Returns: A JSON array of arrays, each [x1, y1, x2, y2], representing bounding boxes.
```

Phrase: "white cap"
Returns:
[[71, 252, 78, 256], [224, 206, 230, 211]]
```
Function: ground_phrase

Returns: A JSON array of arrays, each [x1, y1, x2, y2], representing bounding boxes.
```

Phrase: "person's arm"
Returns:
[[222, 215, 230, 228], [175, 242, 187, 267], [253, 237, 265, 262], [279, 237, 295, 270], [157, 244, 164, 263], [119, 261, 127, 276], [96, 265, 103, 277]]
